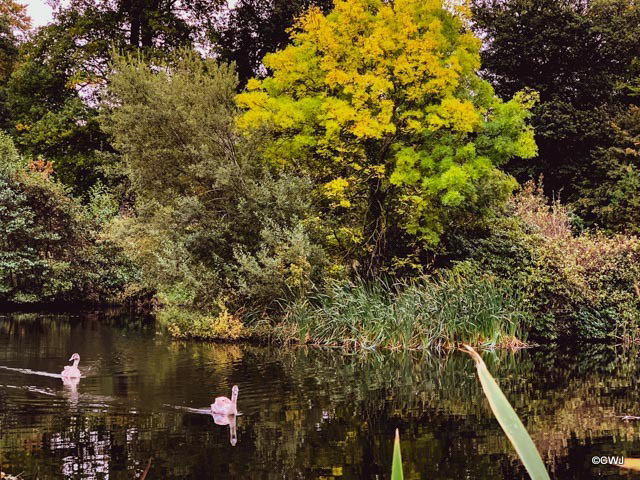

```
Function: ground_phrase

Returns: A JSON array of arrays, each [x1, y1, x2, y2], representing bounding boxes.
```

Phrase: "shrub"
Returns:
[[102, 51, 328, 331], [0, 132, 138, 304], [234, 221, 327, 308], [159, 303, 245, 341], [461, 182, 640, 341]]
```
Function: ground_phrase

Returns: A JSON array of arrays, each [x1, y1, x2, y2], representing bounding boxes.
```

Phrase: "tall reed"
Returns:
[[283, 267, 526, 350], [391, 429, 404, 480]]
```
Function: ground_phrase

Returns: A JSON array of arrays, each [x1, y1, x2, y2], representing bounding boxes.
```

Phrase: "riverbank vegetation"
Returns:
[[0, 133, 138, 305], [279, 270, 527, 350], [1, 0, 639, 349]]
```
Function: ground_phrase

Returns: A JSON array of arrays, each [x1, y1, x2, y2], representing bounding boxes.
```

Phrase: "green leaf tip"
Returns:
[[391, 428, 404, 480]]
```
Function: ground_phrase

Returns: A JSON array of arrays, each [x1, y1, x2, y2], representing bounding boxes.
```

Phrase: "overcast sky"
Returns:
[[24, 0, 55, 28], [22, 0, 235, 29]]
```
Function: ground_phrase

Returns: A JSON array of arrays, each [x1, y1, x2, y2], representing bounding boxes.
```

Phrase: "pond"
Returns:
[[0, 311, 639, 479]]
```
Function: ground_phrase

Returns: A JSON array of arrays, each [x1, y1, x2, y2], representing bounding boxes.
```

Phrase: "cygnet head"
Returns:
[[69, 353, 80, 362]]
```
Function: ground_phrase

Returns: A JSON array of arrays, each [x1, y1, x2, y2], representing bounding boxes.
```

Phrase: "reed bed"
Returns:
[[283, 268, 527, 350]]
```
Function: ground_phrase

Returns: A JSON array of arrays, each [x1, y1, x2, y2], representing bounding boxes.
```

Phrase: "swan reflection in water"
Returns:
[[212, 413, 238, 446], [62, 375, 80, 405]]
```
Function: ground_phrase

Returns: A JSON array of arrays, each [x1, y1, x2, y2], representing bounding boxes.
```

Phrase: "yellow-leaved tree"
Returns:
[[237, 0, 537, 275]]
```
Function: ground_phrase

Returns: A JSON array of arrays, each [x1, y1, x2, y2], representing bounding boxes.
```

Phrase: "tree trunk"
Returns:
[[360, 139, 394, 277], [121, 0, 141, 46], [141, 0, 161, 47], [362, 175, 387, 278]]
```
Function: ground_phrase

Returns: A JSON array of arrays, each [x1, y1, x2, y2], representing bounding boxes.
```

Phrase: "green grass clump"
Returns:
[[284, 265, 526, 350]]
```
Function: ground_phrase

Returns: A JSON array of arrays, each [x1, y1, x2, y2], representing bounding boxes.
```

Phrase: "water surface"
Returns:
[[1, 311, 639, 479]]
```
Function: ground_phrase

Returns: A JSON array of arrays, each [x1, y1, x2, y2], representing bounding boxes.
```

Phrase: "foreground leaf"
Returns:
[[617, 458, 640, 471], [391, 428, 404, 480], [464, 345, 550, 480]]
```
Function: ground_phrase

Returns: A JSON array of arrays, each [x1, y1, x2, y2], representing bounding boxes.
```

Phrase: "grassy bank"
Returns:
[[156, 266, 528, 351], [155, 185, 640, 349], [279, 268, 526, 350]]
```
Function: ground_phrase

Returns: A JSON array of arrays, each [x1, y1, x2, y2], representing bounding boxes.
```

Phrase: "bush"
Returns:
[[0, 132, 138, 304], [102, 51, 328, 332], [158, 304, 245, 340], [460, 182, 640, 341]]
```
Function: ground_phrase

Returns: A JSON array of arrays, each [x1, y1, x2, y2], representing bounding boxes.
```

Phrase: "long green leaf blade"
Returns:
[[617, 458, 640, 471], [464, 345, 550, 480], [391, 428, 404, 480]]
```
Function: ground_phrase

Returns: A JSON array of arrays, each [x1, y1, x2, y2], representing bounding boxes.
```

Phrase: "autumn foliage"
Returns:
[[238, 0, 536, 273]]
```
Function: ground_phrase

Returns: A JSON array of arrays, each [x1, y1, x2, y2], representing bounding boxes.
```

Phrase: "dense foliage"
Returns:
[[101, 51, 326, 330], [460, 183, 640, 341], [472, 0, 640, 230], [237, 0, 536, 276], [214, 0, 333, 87], [575, 105, 640, 232], [0, 133, 136, 304], [0, 0, 226, 195], [2, 0, 640, 347], [2, 31, 108, 193], [0, 0, 333, 194]]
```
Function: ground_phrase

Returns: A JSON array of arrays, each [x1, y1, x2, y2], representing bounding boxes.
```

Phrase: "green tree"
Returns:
[[237, 0, 537, 275], [0, 15, 18, 126], [1, 0, 224, 195], [2, 30, 108, 193], [472, 0, 640, 204], [213, 0, 333, 88], [102, 51, 325, 318], [574, 105, 640, 232], [0, 15, 17, 83], [0, 135, 60, 304], [0, 0, 30, 36], [42, 0, 223, 88], [0, 132, 136, 303]]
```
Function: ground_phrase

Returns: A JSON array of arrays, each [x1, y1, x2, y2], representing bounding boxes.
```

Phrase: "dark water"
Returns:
[[1, 312, 640, 479]]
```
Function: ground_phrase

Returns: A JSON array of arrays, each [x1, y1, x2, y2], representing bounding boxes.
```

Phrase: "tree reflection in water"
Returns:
[[0, 312, 639, 479]]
